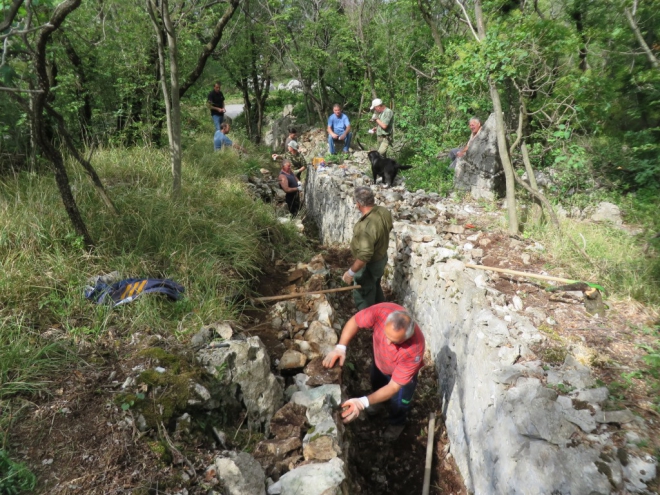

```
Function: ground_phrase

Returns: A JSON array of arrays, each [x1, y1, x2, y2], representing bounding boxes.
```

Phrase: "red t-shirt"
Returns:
[[354, 302, 425, 385]]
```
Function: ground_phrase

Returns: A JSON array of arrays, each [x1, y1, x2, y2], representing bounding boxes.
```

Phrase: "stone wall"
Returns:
[[306, 161, 657, 494]]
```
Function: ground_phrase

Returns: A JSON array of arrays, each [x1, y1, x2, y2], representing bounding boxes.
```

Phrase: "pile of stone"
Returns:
[[201, 254, 348, 495]]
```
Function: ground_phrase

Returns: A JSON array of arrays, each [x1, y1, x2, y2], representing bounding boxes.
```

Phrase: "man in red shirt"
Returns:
[[322, 302, 425, 441]]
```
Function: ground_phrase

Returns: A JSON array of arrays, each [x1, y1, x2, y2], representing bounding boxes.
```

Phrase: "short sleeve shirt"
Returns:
[[373, 107, 393, 136], [327, 113, 350, 136], [208, 90, 225, 116], [214, 130, 233, 150], [354, 302, 425, 385]]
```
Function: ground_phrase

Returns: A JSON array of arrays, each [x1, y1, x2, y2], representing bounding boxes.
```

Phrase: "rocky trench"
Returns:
[[302, 156, 658, 495], [116, 255, 354, 495]]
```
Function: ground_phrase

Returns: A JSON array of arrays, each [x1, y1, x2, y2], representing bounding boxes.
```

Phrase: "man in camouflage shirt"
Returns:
[[273, 140, 307, 179], [369, 98, 394, 157], [342, 186, 393, 310]]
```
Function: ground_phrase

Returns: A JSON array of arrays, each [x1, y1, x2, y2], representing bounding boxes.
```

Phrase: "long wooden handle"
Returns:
[[252, 285, 362, 303], [464, 263, 575, 284]]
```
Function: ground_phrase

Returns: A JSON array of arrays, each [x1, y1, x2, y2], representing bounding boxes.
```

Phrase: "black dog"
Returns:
[[367, 151, 412, 187]]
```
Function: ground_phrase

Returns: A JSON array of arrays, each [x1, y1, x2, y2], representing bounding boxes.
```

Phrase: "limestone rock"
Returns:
[[270, 402, 308, 439], [304, 357, 341, 386], [575, 387, 609, 404], [214, 451, 266, 495], [279, 350, 307, 370], [304, 321, 338, 347], [197, 337, 282, 431], [591, 201, 623, 225], [595, 409, 635, 424], [267, 457, 345, 495], [303, 420, 341, 461], [290, 384, 341, 409], [254, 437, 302, 461]]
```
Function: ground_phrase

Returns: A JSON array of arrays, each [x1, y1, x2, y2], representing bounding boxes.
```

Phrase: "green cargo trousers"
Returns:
[[353, 256, 388, 310], [377, 135, 392, 157]]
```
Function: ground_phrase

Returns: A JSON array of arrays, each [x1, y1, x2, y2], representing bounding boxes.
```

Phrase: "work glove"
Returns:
[[342, 270, 354, 285], [341, 397, 369, 424], [297, 185, 303, 191], [322, 344, 346, 368]]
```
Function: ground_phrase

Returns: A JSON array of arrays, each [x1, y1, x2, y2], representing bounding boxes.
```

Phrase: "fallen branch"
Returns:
[[465, 263, 577, 284], [252, 285, 362, 303]]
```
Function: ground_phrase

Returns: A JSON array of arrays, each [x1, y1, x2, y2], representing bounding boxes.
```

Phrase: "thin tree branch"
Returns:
[[455, 0, 480, 42], [624, 7, 659, 70], [0, 0, 24, 33], [0, 86, 44, 93]]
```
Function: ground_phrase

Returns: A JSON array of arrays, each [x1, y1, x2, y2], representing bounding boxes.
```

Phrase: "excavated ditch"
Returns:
[[301, 151, 658, 495]]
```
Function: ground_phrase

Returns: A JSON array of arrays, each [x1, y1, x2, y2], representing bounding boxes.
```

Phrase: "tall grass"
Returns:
[[0, 136, 307, 340], [528, 218, 660, 306]]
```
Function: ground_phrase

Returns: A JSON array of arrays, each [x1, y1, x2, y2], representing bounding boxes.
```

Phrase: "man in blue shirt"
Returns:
[[214, 123, 245, 152], [327, 104, 352, 154]]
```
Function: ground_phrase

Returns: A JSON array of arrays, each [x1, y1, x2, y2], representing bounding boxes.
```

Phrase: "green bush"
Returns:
[[0, 450, 36, 495]]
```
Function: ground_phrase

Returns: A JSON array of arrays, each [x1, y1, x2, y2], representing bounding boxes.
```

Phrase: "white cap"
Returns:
[[288, 140, 299, 150], [370, 98, 383, 110]]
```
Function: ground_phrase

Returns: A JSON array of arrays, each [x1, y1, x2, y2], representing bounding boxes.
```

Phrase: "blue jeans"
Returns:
[[328, 132, 352, 154], [370, 363, 418, 425], [212, 114, 224, 132]]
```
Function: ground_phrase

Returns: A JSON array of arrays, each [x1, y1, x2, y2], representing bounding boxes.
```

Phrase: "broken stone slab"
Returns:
[[511, 397, 578, 446], [254, 437, 302, 461], [307, 254, 328, 274], [623, 454, 657, 493], [267, 457, 345, 495], [214, 451, 266, 495], [278, 350, 307, 371], [303, 419, 341, 461], [304, 321, 338, 347], [290, 384, 341, 409], [270, 402, 308, 439], [556, 395, 597, 433], [292, 339, 323, 361], [304, 357, 341, 386], [314, 299, 334, 326], [197, 336, 283, 431], [441, 224, 465, 234], [595, 409, 635, 424], [574, 387, 609, 404], [305, 394, 335, 426]]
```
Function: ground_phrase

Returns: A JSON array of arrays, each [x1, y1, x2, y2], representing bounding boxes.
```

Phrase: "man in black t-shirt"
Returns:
[[207, 82, 226, 131]]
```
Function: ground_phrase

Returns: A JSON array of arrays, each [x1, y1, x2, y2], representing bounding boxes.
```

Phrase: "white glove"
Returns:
[[322, 344, 346, 368], [342, 269, 355, 284], [297, 181, 302, 186], [341, 397, 369, 423], [297, 185, 303, 191]]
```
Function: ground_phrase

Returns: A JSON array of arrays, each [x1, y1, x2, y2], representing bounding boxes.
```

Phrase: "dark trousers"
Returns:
[[285, 191, 301, 216], [370, 363, 418, 425], [353, 256, 387, 310]]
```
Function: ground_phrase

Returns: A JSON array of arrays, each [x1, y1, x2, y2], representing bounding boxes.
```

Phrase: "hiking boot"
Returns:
[[382, 424, 405, 441]]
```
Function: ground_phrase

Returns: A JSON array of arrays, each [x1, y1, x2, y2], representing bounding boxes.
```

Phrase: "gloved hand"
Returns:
[[297, 185, 303, 191], [342, 270, 354, 284], [341, 397, 369, 423], [322, 344, 346, 368]]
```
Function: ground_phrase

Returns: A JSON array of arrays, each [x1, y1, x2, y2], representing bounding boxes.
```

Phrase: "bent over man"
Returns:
[[323, 303, 425, 441], [343, 186, 393, 310]]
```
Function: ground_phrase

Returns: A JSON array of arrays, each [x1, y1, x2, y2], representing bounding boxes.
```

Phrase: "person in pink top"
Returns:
[[322, 302, 425, 441]]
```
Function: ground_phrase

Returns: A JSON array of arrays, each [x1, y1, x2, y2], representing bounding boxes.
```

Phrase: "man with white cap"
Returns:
[[369, 98, 394, 157], [272, 140, 307, 178]]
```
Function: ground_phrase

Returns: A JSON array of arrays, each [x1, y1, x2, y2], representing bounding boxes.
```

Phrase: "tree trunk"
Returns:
[[474, 0, 518, 234], [417, 0, 444, 54], [625, 4, 659, 70], [32, 0, 93, 247]]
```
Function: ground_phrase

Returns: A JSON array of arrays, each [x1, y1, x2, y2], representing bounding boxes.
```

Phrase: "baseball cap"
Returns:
[[370, 98, 383, 110], [288, 140, 299, 150]]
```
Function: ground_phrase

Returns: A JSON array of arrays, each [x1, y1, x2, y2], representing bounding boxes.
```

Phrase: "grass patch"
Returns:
[[0, 137, 308, 339], [527, 218, 660, 306]]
